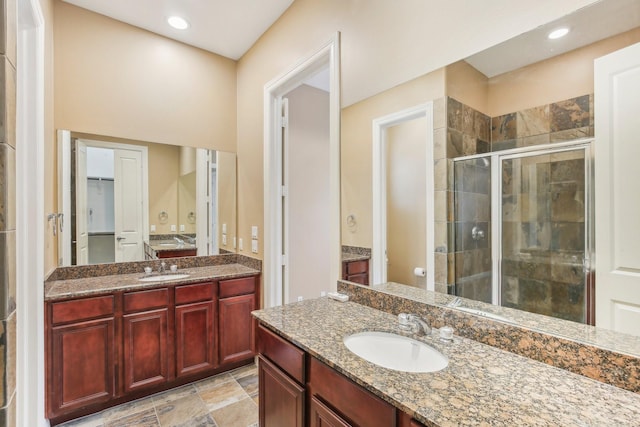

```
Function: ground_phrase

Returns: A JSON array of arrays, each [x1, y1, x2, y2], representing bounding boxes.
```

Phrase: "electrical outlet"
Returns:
[[170, 224, 176, 232], [179, 224, 185, 232], [222, 234, 227, 245], [251, 239, 258, 253], [239, 238, 243, 251], [150, 224, 156, 232], [251, 226, 258, 239], [297, 296, 304, 302], [222, 223, 227, 233]]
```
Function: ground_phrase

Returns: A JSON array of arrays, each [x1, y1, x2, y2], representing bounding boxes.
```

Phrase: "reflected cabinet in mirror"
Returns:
[[57, 131, 237, 266], [341, 0, 640, 334]]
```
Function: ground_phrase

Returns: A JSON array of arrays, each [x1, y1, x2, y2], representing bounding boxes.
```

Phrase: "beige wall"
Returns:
[[446, 60, 489, 114], [177, 173, 197, 235], [341, 70, 446, 249], [487, 27, 640, 116], [236, 0, 598, 259], [53, 1, 237, 151], [147, 143, 181, 235]]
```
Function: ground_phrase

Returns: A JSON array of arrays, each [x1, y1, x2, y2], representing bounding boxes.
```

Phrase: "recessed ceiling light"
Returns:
[[548, 28, 569, 40], [167, 16, 189, 30]]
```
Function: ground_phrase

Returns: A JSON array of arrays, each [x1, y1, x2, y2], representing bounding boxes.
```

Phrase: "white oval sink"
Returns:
[[139, 274, 190, 282], [344, 331, 448, 373]]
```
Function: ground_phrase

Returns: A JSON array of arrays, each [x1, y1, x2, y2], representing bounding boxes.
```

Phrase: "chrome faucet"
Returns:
[[173, 236, 184, 245], [398, 313, 431, 335]]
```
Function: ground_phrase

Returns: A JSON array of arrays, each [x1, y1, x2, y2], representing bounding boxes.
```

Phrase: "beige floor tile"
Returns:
[[151, 384, 197, 406], [193, 373, 234, 393], [210, 397, 258, 427], [229, 363, 257, 380], [58, 412, 104, 427], [198, 380, 248, 412], [236, 373, 258, 397], [155, 394, 208, 427], [103, 408, 159, 427], [102, 397, 156, 424]]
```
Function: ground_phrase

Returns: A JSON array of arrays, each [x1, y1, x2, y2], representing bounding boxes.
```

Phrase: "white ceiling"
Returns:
[[465, 0, 640, 77], [61, 0, 295, 60]]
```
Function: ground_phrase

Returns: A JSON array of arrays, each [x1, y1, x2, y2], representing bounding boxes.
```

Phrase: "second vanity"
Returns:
[[44, 255, 260, 425], [253, 294, 640, 426]]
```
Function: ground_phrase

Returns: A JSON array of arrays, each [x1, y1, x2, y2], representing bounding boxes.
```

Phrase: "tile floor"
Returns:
[[58, 363, 259, 427]]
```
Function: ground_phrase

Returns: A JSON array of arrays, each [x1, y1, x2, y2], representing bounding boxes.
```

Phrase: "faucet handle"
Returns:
[[398, 313, 412, 330]]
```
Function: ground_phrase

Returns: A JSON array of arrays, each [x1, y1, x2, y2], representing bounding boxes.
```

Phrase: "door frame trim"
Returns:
[[263, 33, 341, 308], [372, 103, 435, 289]]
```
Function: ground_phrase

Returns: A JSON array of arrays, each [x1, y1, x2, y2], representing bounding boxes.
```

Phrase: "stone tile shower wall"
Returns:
[[0, 0, 16, 425], [447, 95, 593, 318], [446, 98, 492, 301]]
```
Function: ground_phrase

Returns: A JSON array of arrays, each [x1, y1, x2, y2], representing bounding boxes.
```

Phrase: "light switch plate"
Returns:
[[179, 224, 185, 232], [222, 223, 227, 233], [251, 239, 258, 253], [251, 226, 258, 239], [150, 224, 156, 232], [239, 238, 243, 251], [170, 224, 176, 232], [222, 234, 227, 245]]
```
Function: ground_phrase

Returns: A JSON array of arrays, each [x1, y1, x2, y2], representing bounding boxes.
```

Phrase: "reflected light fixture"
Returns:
[[548, 27, 569, 40], [168, 16, 189, 30]]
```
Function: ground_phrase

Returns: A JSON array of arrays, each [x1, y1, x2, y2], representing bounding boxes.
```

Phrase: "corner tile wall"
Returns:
[[445, 95, 593, 308], [432, 97, 449, 294], [0, 0, 16, 425]]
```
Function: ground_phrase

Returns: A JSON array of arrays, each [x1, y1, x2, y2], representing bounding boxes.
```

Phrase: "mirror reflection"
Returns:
[[58, 133, 237, 266], [342, 0, 640, 330]]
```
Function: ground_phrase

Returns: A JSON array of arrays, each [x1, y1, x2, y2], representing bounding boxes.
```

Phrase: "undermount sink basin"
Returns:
[[138, 274, 190, 282], [343, 331, 448, 373]]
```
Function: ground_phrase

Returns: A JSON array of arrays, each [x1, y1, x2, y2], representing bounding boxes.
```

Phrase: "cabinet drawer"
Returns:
[[258, 325, 305, 384], [124, 288, 169, 313], [51, 295, 114, 325], [346, 260, 368, 275], [308, 357, 395, 427], [219, 276, 256, 298], [175, 282, 214, 305]]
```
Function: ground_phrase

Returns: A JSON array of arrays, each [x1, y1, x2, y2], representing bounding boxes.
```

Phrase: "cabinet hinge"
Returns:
[[281, 254, 288, 266], [280, 115, 288, 128], [280, 185, 287, 197]]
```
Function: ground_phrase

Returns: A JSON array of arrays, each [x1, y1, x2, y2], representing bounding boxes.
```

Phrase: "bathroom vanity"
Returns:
[[44, 256, 260, 425], [253, 295, 640, 426]]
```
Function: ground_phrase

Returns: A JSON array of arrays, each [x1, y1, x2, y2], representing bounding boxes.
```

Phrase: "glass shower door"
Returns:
[[499, 146, 592, 323]]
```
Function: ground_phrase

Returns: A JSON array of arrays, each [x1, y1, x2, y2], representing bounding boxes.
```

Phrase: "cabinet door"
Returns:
[[175, 301, 216, 377], [310, 396, 351, 427], [50, 317, 115, 415], [258, 356, 305, 427], [219, 293, 256, 365], [123, 308, 169, 392]]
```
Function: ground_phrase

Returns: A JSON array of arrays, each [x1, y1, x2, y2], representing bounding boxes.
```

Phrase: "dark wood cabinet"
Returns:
[[46, 274, 259, 424], [123, 308, 169, 392], [122, 288, 170, 393], [175, 301, 216, 376], [259, 355, 305, 427], [341, 259, 369, 285], [50, 317, 115, 414], [310, 396, 350, 427], [219, 293, 256, 364]]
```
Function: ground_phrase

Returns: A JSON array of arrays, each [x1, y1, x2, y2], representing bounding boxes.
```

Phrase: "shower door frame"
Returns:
[[454, 138, 595, 323]]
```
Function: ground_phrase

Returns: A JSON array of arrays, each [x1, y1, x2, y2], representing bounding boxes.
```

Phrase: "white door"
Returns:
[[75, 140, 89, 265], [114, 149, 144, 262], [594, 41, 640, 335]]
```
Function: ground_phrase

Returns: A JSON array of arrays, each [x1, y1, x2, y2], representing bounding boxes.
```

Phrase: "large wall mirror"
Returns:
[[57, 131, 237, 266], [341, 0, 640, 338]]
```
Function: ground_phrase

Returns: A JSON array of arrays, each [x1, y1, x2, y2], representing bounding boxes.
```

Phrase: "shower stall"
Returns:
[[452, 139, 594, 324]]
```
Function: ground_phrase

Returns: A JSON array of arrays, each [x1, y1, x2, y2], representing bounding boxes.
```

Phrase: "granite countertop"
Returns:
[[253, 298, 640, 426], [342, 252, 370, 262], [45, 263, 259, 301]]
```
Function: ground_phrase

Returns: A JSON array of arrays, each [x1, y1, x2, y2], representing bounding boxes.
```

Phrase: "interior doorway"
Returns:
[[264, 34, 341, 308]]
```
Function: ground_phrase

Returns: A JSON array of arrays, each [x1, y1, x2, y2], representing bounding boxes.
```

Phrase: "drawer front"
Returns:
[[175, 282, 215, 305], [124, 288, 169, 313], [346, 273, 368, 286], [219, 276, 256, 298], [308, 357, 395, 427], [346, 260, 368, 275], [258, 325, 305, 384], [51, 295, 115, 325]]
